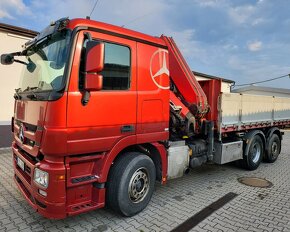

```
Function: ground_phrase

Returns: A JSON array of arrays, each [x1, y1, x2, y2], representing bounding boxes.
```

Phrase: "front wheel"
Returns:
[[106, 152, 156, 216], [241, 134, 264, 170]]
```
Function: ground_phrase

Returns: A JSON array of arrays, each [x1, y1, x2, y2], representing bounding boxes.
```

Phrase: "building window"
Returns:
[[101, 43, 130, 90]]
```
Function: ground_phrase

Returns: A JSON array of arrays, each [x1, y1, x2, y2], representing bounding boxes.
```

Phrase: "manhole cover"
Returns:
[[238, 177, 273, 188]]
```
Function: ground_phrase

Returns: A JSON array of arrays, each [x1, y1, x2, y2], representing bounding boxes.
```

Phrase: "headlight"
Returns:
[[34, 168, 49, 188]]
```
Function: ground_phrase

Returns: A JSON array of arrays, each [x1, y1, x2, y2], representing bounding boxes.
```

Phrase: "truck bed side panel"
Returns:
[[241, 94, 273, 123], [274, 97, 290, 120], [219, 93, 290, 133]]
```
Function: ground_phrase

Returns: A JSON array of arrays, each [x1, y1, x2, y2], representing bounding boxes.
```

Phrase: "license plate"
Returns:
[[17, 157, 25, 171]]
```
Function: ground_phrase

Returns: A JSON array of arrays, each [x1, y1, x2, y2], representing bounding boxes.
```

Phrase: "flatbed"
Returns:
[[219, 92, 290, 133]]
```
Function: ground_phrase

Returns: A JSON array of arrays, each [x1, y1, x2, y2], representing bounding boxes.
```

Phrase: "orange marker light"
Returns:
[[57, 175, 65, 180]]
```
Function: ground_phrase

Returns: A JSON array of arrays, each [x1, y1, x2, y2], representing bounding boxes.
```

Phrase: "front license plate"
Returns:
[[17, 157, 25, 171]]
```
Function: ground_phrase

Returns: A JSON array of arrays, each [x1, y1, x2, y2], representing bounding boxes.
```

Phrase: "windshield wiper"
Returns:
[[23, 86, 39, 91], [14, 88, 22, 100], [27, 91, 38, 100], [24, 87, 43, 100]]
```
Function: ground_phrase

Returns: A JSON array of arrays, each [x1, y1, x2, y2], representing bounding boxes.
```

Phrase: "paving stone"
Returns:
[[1, 132, 290, 231]]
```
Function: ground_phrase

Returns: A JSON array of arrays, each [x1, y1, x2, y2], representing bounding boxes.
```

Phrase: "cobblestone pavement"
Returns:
[[1, 132, 290, 232]]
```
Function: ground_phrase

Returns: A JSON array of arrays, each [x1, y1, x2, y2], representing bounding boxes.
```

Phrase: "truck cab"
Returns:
[[7, 18, 170, 218]]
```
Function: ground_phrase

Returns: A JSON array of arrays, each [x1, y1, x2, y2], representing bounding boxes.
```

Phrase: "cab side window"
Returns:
[[101, 43, 130, 90], [79, 39, 131, 90]]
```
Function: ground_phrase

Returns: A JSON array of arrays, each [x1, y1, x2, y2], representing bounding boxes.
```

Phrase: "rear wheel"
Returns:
[[241, 134, 264, 170], [106, 152, 156, 216], [264, 134, 281, 163]]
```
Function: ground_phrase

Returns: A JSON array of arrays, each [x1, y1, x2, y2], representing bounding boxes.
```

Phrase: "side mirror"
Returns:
[[84, 74, 103, 91], [85, 41, 104, 73], [84, 41, 104, 91], [1, 54, 14, 65]]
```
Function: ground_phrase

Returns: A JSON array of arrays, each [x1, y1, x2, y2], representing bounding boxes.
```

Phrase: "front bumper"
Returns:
[[12, 143, 66, 219], [14, 175, 66, 219], [12, 142, 106, 219]]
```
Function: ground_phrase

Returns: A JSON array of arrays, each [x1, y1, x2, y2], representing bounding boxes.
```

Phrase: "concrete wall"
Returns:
[[0, 32, 31, 147]]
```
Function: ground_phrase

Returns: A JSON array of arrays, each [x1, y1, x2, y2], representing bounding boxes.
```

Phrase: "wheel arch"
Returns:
[[265, 127, 282, 142], [112, 143, 163, 182], [243, 129, 266, 157], [136, 143, 163, 182], [240, 129, 265, 170], [100, 138, 167, 184]]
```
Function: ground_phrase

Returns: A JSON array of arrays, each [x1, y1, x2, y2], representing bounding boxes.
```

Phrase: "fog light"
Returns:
[[39, 189, 47, 197]]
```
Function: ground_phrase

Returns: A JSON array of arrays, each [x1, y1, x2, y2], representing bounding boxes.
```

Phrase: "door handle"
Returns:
[[121, 125, 135, 133]]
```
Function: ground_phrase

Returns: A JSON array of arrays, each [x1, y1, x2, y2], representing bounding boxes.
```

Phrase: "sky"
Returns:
[[1, 0, 290, 89]]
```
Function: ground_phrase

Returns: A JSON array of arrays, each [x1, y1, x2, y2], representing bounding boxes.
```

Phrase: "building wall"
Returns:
[[233, 89, 290, 98], [0, 32, 31, 147], [232, 86, 290, 98]]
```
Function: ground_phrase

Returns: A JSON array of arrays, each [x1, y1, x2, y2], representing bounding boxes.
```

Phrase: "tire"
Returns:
[[241, 135, 264, 170], [264, 134, 281, 163], [106, 152, 156, 216]]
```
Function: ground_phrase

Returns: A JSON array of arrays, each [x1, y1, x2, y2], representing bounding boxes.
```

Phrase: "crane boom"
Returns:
[[161, 35, 209, 116]]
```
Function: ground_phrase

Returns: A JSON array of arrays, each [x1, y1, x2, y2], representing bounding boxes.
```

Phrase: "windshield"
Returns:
[[19, 30, 71, 92]]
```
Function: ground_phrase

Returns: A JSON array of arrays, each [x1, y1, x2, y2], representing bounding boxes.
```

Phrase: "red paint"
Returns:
[[84, 74, 103, 91], [199, 79, 222, 128], [170, 91, 190, 118]]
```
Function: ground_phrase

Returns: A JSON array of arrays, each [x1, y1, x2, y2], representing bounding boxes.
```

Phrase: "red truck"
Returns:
[[1, 18, 290, 219]]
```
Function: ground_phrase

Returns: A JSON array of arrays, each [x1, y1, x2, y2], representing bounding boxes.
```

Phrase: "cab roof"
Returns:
[[67, 18, 167, 48]]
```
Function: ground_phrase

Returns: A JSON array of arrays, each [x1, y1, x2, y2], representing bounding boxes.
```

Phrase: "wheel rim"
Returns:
[[252, 143, 261, 163], [128, 168, 150, 203], [271, 141, 279, 158]]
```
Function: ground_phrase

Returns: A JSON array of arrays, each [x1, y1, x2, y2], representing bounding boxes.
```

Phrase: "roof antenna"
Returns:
[[121, 12, 153, 28], [87, 0, 100, 19]]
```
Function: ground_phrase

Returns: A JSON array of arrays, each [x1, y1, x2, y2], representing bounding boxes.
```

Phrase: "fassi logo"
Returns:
[[149, 49, 170, 89]]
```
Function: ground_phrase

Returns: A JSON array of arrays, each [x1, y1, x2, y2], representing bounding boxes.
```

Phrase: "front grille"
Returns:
[[26, 138, 35, 147], [13, 149, 37, 184], [15, 161, 31, 184], [17, 145, 38, 163], [25, 165, 31, 174], [15, 119, 37, 132]]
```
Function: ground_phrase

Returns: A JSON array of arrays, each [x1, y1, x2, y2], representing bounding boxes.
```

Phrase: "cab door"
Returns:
[[66, 30, 137, 155]]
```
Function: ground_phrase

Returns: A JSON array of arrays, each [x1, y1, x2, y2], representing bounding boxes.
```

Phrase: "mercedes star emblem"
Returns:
[[149, 49, 170, 89], [19, 123, 25, 143]]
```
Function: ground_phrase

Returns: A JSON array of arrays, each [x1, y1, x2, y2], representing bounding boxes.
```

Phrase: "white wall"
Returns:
[[0, 32, 31, 125]]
